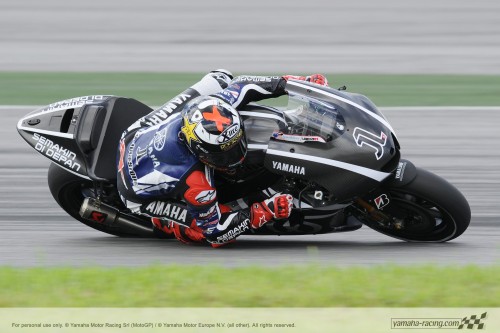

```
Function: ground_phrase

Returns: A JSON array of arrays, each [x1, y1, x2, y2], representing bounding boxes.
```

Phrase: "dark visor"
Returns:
[[198, 139, 247, 169]]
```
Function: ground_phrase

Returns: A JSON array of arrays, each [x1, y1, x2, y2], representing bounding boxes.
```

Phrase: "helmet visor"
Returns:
[[198, 137, 247, 170]]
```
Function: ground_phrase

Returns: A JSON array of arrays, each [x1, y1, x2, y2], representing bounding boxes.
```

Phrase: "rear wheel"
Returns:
[[361, 167, 471, 242], [47, 163, 154, 237]]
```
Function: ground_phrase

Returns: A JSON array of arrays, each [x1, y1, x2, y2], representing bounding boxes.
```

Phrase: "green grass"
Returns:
[[0, 265, 498, 307], [1, 72, 499, 106]]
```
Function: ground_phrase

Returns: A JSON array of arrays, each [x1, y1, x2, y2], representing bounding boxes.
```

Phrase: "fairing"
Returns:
[[263, 81, 400, 201], [17, 96, 153, 180]]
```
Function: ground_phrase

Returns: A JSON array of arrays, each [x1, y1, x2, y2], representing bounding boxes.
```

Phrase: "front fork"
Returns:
[[350, 159, 418, 229], [352, 197, 404, 230], [354, 197, 390, 223]]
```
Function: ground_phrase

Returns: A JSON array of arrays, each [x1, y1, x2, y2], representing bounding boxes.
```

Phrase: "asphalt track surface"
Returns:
[[0, 0, 499, 267], [1, 106, 499, 267], [1, 0, 500, 74]]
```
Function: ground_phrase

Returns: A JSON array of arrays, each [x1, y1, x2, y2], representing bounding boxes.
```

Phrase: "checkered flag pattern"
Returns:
[[458, 312, 487, 329]]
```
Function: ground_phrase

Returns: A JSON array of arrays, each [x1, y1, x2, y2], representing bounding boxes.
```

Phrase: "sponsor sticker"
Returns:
[[90, 211, 107, 223], [144, 93, 191, 126], [272, 161, 306, 175], [41, 95, 106, 112], [32, 133, 81, 172], [214, 219, 250, 244], [272, 131, 326, 144], [144, 201, 188, 223], [181, 117, 201, 146], [374, 194, 390, 209], [153, 128, 167, 151], [395, 162, 407, 182], [220, 130, 243, 151], [195, 190, 216, 204], [237, 76, 279, 82], [217, 124, 240, 143]]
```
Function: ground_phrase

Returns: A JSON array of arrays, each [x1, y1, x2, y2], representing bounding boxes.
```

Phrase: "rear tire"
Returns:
[[363, 167, 471, 242], [47, 163, 153, 237]]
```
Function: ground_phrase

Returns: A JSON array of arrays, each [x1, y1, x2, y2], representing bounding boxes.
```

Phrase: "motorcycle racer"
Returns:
[[116, 70, 329, 246]]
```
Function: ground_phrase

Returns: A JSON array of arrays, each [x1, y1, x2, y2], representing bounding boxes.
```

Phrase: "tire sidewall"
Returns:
[[365, 167, 471, 242]]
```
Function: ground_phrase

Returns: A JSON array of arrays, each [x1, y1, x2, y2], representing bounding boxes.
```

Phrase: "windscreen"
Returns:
[[281, 93, 344, 142]]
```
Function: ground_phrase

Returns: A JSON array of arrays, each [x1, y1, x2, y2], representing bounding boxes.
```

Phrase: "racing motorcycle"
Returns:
[[16, 80, 471, 242]]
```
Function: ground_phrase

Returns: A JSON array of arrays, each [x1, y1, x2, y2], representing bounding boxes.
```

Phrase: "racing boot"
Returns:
[[151, 217, 175, 235], [152, 217, 204, 244], [172, 220, 206, 245], [210, 240, 236, 248]]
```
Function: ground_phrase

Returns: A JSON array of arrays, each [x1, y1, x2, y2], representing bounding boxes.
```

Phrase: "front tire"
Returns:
[[362, 167, 471, 242]]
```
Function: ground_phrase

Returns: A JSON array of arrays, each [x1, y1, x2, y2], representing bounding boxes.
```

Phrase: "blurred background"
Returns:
[[1, 0, 499, 74]]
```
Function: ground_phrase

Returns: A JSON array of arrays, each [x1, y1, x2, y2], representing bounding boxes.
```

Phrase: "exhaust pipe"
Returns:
[[80, 197, 153, 237]]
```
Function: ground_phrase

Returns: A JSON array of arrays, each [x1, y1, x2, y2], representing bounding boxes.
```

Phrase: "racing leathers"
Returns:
[[117, 71, 325, 246]]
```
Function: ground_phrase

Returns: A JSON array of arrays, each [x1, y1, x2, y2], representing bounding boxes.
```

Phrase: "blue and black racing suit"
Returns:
[[116, 71, 287, 244]]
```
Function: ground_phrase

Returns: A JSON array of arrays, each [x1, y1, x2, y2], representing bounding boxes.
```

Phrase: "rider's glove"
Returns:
[[283, 74, 329, 86], [306, 74, 328, 86], [250, 193, 294, 229]]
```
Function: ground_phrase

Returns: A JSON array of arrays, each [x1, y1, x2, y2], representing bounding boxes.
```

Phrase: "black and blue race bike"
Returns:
[[17, 80, 471, 242]]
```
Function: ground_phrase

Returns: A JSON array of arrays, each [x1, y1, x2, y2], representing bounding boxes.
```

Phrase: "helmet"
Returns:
[[180, 96, 247, 171]]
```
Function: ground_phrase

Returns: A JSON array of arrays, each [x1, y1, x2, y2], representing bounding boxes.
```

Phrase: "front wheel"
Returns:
[[361, 167, 471, 242]]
